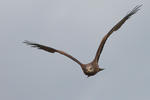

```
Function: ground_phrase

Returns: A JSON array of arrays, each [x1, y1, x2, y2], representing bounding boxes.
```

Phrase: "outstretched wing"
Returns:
[[94, 5, 142, 63], [24, 41, 83, 66]]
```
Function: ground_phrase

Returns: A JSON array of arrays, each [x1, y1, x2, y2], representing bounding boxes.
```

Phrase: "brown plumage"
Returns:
[[24, 5, 142, 77]]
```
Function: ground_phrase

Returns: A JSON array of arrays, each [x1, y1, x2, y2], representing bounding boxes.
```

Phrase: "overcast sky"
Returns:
[[0, 0, 150, 100]]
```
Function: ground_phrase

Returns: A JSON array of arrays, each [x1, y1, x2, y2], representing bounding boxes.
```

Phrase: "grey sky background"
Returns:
[[0, 0, 150, 100]]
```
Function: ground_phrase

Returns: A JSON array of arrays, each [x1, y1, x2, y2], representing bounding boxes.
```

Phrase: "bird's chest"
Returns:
[[84, 64, 96, 74], [86, 65, 94, 72], [82, 64, 98, 76]]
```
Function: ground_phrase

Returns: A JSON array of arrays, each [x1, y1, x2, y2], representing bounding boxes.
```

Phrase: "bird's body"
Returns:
[[82, 63, 103, 77], [24, 5, 142, 77]]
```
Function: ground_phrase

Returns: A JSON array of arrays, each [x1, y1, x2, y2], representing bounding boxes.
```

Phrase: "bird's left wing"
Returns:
[[93, 5, 142, 63]]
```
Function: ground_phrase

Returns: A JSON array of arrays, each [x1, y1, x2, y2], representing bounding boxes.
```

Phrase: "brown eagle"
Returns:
[[24, 5, 142, 77]]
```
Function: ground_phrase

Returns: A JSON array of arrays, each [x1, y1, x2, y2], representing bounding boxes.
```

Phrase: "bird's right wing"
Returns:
[[24, 41, 83, 66]]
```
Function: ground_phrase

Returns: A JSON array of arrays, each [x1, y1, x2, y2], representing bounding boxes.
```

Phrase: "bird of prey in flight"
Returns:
[[24, 5, 142, 77]]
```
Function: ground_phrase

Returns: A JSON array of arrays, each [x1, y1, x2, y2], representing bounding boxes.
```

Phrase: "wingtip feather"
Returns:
[[126, 4, 142, 18], [23, 40, 37, 46]]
